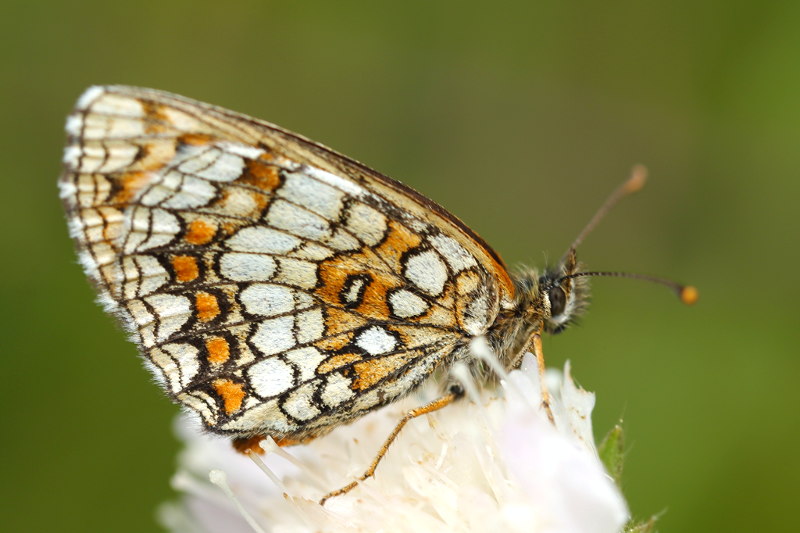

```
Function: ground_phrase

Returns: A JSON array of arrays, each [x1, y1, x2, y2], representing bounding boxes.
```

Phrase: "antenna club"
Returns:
[[624, 165, 648, 193], [679, 285, 699, 305]]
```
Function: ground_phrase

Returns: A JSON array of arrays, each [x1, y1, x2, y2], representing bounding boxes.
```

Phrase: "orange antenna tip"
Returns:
[[679, 285, 699, 305], [624, 165, 648, 193]]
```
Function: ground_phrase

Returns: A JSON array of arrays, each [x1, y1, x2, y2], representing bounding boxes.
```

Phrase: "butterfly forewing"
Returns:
[[60, 86, 513, 440]]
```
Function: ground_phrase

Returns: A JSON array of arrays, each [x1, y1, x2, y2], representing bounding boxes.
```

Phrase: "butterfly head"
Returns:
[[535, 247, 590, 334]]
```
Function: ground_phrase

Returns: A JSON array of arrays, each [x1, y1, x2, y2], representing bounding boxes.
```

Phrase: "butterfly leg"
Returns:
[[531, 333, 556, 424], [319, 391, 459, 505], [232, 434, 317, 454], [232, 435, 268, 454]]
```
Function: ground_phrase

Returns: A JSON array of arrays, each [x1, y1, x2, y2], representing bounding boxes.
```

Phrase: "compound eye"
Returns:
[[549, 286, 566, 317]]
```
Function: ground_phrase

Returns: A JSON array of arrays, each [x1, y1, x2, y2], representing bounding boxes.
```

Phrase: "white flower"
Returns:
[[160, 353, 628, 533]]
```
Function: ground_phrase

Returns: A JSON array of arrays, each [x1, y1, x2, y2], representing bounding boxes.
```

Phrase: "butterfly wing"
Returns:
[[60, 86, 515, 439]]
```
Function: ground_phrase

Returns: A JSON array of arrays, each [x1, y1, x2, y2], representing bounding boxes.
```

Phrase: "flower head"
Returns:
[[160, 354, 628, 533]]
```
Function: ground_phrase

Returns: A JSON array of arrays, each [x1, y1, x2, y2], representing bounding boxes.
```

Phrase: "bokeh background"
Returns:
[[2, 1, 798, 531]]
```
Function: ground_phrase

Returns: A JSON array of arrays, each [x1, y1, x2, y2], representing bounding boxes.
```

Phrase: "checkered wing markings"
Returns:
[[60, 86, 511, 437]]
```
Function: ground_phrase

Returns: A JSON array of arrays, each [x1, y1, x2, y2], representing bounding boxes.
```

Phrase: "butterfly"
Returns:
[[59, 86, 696, 503]]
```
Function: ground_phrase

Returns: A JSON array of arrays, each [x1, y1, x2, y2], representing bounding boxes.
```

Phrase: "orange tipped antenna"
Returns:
[[564, 165, 648, 260], [557, 270, 699, 305], [553, 165, 697, 305]]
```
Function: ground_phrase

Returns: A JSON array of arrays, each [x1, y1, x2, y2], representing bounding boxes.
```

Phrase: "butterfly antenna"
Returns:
[[557, 165, 698, 305], [558, 270, 698, 305], [563, 164, 648, 262]]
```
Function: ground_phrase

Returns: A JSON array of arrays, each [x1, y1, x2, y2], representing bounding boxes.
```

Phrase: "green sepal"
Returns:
[[624, 516, 658, 533], [598, 422, 625, 487]]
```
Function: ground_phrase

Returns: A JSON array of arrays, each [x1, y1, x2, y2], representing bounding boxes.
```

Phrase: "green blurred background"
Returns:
[[2, 1, 798, 531]]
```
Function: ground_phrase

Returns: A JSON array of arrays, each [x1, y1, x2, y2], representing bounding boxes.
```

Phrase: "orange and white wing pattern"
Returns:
[[60, 86, 516, 440]]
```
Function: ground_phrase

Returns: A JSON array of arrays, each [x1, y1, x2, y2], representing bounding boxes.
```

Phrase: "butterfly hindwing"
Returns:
[[60, 86, 513, 439]]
